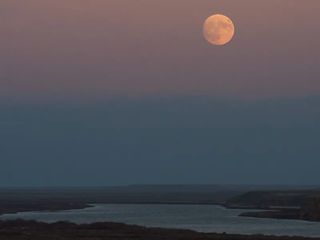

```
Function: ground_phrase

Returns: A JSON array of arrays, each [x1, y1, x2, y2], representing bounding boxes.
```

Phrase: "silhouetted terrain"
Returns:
[[1, 185, 278, 216], [0, 220, 318, 240], [1, 185, 320, 234], [226, 190, 320, 221]]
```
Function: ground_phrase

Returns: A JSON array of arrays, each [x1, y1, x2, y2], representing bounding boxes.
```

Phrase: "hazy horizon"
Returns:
[[1, 0, 320, 186]]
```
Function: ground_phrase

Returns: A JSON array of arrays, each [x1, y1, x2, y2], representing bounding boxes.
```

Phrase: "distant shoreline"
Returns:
[[1, 186, 319, 224], [1, 201, 317, 225], [0, 202, 91, 217]]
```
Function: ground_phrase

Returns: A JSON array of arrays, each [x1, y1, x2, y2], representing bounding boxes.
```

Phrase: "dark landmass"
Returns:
[[0, 201, 90, 216], [0, 185, 243, 207], [225, 190, 320, 209], [0, 185, 265, 216], [1, 185, 320, 231], [226, 190, 320, 222], [0, 219, 318, 240], [0, 185, 314, 209], [0, 185, 242, 217], [239, 209, 302, 220]]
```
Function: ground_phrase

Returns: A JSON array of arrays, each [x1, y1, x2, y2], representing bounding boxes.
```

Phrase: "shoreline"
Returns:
[[0, 219, 319, 240], [0, 202, 91, 217], [1, 201, 316, 224], [1, 202, 320, 239]]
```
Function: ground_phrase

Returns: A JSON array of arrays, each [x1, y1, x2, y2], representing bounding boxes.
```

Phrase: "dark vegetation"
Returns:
[[0, 219, 318, 240]]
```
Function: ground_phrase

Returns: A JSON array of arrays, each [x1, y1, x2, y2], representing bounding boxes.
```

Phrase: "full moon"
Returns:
[[203, 14, 235, 46]]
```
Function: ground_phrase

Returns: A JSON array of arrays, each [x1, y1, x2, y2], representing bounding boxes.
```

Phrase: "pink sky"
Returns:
[[1, 0, 320, 102]]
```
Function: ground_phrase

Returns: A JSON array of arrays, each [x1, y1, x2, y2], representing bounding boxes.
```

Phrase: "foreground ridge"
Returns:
[[0, 220, 318, 240]]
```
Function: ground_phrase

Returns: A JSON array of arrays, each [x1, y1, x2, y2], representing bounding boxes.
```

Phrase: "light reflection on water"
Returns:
[[1, 204, 320, 237]]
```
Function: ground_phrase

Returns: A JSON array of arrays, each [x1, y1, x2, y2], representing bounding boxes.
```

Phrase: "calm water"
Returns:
[[1, 204, 320, 237]]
